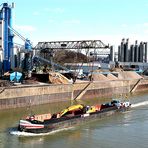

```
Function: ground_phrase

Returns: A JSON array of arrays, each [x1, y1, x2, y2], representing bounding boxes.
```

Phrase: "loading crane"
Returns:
[[34, 40, 110, 68], [34, 40, 110, 80]]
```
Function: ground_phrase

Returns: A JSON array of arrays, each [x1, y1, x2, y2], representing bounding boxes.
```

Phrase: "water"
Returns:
[[1, 92, 148, 148]]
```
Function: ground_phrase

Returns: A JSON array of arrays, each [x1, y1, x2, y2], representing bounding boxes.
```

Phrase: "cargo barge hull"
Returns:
[[18, 106, 130, 134]]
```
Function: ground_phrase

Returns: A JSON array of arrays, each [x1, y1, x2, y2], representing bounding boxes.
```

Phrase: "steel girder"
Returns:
[[34, 40, 109, 50]]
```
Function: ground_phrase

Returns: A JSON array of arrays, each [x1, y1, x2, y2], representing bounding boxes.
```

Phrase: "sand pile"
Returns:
[[91, 73, 109, 81], [107, 73, 118, 80], [91, 71, 142, 81], [49, 72, 70, 84], [119, 71, 143, 80]]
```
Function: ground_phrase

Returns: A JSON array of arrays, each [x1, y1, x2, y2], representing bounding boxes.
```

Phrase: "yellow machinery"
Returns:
[[60, 104, 84, 117], [86, 105, 101, 113]]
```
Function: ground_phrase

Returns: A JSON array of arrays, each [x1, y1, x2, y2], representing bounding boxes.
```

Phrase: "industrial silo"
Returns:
[[24, 53, 32, 71], [143, 42, 145, 62], [145, 42, 148, 63], [135, 40, 139, 62], [118, 45, 121, 62], [12, 47, 19, 68], [139, 42, 144, 62], [130, 45, 135, 62], [124, 39, 129, 62], [121, 39, 125, 62], [110, 46, 115, 62], [19, 52, 25, 69]]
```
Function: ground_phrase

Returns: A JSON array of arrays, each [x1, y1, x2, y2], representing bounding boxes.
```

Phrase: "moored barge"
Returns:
[[18, 100, 131, 134]]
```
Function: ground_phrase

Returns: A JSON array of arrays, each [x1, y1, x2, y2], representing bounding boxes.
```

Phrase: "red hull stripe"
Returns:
[[26, 126, 44, 129], [20, 124, 44, 129]]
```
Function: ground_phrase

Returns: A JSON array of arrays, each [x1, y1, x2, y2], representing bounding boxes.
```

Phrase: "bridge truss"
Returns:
[[34, 40, 109, 51]]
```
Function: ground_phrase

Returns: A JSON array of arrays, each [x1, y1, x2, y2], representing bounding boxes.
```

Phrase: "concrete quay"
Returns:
[[0, 78, 147, 110]]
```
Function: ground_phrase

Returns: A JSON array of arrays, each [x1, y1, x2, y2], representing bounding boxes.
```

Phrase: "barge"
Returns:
[[18, 100, 131, 134]]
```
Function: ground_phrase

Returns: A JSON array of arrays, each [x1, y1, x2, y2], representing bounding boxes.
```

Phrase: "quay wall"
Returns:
[[0, 84, 73, 109], [0, 79, 147, 110], [136, 79, 148, 91]]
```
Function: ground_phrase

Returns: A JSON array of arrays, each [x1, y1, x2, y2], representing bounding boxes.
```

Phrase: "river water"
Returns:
[[0, 92, 148, 148]]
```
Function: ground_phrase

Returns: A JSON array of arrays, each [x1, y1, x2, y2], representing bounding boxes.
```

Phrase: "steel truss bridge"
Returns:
[[34, 40, 109, 51]]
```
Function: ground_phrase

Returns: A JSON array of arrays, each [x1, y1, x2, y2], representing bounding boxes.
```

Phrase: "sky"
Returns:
[[3, 0, 148, 49]]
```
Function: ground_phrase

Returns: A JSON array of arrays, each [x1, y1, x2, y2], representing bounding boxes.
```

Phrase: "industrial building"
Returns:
[[118, 39, 148, 63], [1, 2, 148, 80], [117, 39, 148, 71], [0, 3, 32, 76]]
